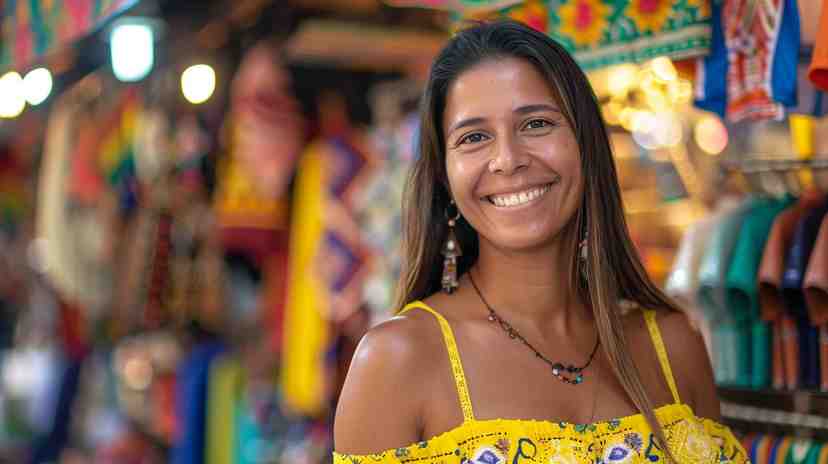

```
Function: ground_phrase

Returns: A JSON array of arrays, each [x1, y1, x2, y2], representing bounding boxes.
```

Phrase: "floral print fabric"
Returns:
[[333, 404, 748, 464]]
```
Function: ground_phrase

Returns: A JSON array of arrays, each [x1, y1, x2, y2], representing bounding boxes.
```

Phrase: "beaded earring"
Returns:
[[441, 202, 462, 294]]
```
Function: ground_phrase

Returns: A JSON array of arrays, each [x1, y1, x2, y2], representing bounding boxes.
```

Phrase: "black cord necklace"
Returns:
[[468, 270, 600, 385]]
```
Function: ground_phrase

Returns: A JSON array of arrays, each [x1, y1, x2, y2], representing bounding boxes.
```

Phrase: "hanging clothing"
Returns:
[[359, 114, 417, 318], [722, 0, 800, 122], [808, 0, 828, 91], [664, 219, 715, 358], [789, 65, 828, 117], [172, 342, 226, 464], [697, 198, 750, 324], [804, 215, 828, 325], [696, 197, 750, 386], [781, 195, 828, 389], [282, 134, 375, 417], [333, 301, 749, 464], [206, 356, 242, 464], [726, 197, 794, 323], [759, 192, 828, 322], [694, 0, 728, 117], [724, 197, 792, 388], [697, 0, 800, 121]]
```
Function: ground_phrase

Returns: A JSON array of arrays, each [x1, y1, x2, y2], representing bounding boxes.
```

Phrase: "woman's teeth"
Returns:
[[488, 184, 552, 207]]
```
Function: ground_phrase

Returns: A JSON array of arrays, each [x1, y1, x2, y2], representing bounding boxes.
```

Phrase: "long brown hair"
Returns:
[[395, 20, 681, 459]]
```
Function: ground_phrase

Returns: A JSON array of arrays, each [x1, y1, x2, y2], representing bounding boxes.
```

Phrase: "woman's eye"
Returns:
[[459, 132, 489, 145], [524, 119, 552, 130]]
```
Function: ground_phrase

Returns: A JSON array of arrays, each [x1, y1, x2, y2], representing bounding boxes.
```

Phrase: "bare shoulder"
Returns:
[[334, 306, 446, 454], [626, 307, 720, 421]]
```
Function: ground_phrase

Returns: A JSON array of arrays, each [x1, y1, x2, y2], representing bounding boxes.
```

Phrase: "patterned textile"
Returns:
[[1, 0, 138, 70], [358, 114, 417, 317], [722, 0, 800, 122], [282, 136, 374, 416], [391, 0, 712, 70], [333, 301, 749, 464]]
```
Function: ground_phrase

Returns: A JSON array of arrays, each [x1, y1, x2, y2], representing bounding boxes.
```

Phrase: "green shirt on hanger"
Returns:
[[726, 196, 795, 323], [724, 196, 793, 389]]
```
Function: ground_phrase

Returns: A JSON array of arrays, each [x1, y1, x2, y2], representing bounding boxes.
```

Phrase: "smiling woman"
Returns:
[[333, 20, 750, 464]]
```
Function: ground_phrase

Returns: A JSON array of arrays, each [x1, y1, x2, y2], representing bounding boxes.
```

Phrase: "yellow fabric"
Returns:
[[398, 301, 475, 422], [207, 355, 241, 464], [281, 143, 329, 416], [642, 309, 681, 404], [334, 301, 750, 464]]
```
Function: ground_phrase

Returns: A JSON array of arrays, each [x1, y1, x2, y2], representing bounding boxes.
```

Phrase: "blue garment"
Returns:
[[694, 0, 727, 117], [28, 358, 83, 464], [781, 195, 828, 388], [172, 342, 226, 464]]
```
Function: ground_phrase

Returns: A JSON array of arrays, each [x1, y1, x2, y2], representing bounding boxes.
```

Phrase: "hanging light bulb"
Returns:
[[181, 64, 216, 104], [23, 67, 52, 105], [0, 72, 26, 118], [111, 21, 154, 82]]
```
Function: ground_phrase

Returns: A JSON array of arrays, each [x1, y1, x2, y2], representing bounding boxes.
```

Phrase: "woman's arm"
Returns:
[[334, 316, 430, 454], [657, 311, 722, 421]]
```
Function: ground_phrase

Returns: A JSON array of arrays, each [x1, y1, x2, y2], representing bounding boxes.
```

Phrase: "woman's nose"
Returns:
[[488, 135, 530, 175]]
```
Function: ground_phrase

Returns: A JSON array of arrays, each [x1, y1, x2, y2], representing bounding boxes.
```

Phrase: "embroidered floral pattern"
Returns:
[[558, 0, 611, 47], [624, 0, 673, 33], [623, 433, 643, 452], [603, 443, 634, 463]]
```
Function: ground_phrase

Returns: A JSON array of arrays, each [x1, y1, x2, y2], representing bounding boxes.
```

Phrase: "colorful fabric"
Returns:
[[725, 196, 793, 323], [206, 356, 241, 464], [808, 0, 828, 91], [804, 215, 828, 325], [333, 301, 748, 464], [388, 0, 711, 70], [722, 0, 800, 122], [282, 135, 374, 417], [172, 342, 225, 464], [789, 65, 828, 117], [1, 0, 138, 70], [694, 0, 727, 117], [359, 114, 418, 316]]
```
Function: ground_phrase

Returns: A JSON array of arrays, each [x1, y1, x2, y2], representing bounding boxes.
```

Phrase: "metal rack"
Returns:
[[718, 388, 828, 440], [720, 157, 828, 174]]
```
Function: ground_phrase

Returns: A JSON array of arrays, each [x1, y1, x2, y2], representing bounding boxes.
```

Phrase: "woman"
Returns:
[[334, 21, 749, 463]]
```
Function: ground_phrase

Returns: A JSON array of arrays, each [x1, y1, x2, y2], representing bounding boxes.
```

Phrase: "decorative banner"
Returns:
[[389, 0, 712, 70], [1, 0, 139, 70]]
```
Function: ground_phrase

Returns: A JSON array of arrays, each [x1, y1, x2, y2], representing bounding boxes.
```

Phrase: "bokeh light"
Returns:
[[181, 64, 216, 104]]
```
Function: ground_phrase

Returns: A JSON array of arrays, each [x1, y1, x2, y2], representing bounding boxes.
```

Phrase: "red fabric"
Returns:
[[58, 299, 88, 361], [808, 0, 828, 91]]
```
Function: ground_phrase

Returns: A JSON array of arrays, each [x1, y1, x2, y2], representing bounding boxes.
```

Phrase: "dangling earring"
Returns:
[[442, 202, 463, 294], [579, 229, 589, 281]]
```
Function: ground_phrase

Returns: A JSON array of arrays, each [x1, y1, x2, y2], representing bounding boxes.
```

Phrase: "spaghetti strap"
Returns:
[[643, 309, 682, 404], [399, 301, 476, 422]]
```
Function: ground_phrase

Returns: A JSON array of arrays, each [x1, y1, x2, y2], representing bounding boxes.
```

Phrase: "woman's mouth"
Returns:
[[486, 183, 553, 208]]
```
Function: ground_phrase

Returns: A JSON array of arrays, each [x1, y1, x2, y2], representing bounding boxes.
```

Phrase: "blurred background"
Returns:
[[0, 0, 828, 462]]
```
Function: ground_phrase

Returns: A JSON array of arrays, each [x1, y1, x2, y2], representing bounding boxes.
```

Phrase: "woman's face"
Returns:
[[442, 57, 583, 252]]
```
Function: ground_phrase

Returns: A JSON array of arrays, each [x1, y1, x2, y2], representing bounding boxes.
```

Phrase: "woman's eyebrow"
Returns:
[[514, 103, 561, 115], [447, 117, 487, 135]]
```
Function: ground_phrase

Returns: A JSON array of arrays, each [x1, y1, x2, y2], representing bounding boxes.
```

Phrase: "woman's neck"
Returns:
[[468, 236, 590, 335]]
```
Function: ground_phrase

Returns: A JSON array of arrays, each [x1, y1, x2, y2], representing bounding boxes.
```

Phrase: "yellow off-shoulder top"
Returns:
[[334, 301, 750, 464]]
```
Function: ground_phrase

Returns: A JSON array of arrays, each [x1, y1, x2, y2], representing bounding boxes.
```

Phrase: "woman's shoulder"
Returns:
[[333, 303, 451, 454], [624, 305, 720, 419]]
